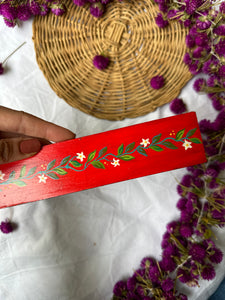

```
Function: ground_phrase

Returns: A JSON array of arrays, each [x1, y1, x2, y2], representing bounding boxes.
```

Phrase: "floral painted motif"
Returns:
[[0, 127, 202, 190]]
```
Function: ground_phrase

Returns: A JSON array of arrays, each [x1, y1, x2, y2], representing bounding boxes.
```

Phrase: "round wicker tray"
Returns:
[[33, 0, 192, 121]]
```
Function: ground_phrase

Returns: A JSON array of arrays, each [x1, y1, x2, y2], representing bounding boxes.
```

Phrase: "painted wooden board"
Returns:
[[0, 112, 206, 208]]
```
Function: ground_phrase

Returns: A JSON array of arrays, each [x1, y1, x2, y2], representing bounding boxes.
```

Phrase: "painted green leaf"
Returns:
[[61, 156, 71, 165], [87, 150, 96, 162], [176, 129, 185, 140], [9, 171, 16, 180], [137, 147, 148, 156], [190, 138, 202, 144], [27, 166, 37, 177], [47, 159, 56, 171], [13, 180, 27, 187], [152, 134, 162, 144], [91, 161, 105, 169], [54, 168, 67, 175], [186, 128, 197, 138], [149, 145, 164, 152], [120, 155, 135, 161], [162, 141, 178, 149], [118, 144, 124, 156], [70, 160, 82, 167], [99, 147, 107, 157], [125, 142, 135, 153], [47, 172, 59, 180], [20, 165, 26, 178]]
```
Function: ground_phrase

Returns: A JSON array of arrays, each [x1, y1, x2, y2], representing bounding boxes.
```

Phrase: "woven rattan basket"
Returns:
[[33, 0, 192, 121]]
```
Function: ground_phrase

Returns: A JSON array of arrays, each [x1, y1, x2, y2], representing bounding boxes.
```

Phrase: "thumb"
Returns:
[[0, 138, 42, 164]]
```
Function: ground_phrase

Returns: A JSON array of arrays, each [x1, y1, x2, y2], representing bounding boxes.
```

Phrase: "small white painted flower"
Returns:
[[140, 138, 150, 148], [38, 174, 48, 183], [182, 140, 192, 150], [0, 171, 5, 181], [76, 152, 86, 162], [111, 158, 120, 167]]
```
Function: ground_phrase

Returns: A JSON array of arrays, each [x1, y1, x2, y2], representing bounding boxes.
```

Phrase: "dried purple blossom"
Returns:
[[220, 2, 225, 13], [40, 4, 49, 16], [193, 78, 206, 92], [170, 98, 187, 114], [180, 209, 193, 223], [127, 276, 137, 292], [185, 34, 195, 48], [189, 243, 206, 261], [176, 198, 187, 211], [113, 280, 127, 297], [183, 52, 192, 65], [90, 2, 104, 18], [51, 2, 66, 16], [93, 55, 109, 70], [0, 219, 13, 234], [181, 174, 193, 187], [208, 178, 219, 189], [0, 63, 4, 75], [214, 25, 225, 36], [155, 13, 169, 28], [160, 257, 176, 272], [195, 32, 209, 47], [29, 1, 41, 15], [17, 5, 32, 21], [201, 264, 216, 280], [73, 0, 87, 6], [215, 39, 225, 57], [205, 166, 219, 178], [148, 265, 160, 282], [161, 277, 174, 292], [212, 109, 225, 131], [140, 257, 155, 268], [166, 221, 179, 233], [189, 61, 201, 75], [180, 223, 193, 237], [177, 268, 192, 283], [212, 98, 224, 111], [1, 3, 17, 20], [199, 119, 213, 133], [150, 75, 165, 89]]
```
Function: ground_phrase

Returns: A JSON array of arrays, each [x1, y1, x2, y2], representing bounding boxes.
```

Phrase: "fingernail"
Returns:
[[20, 139, 41, 154]]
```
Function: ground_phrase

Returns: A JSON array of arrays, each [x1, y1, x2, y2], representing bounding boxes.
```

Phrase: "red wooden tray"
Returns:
[[0, 112, 206, 208]]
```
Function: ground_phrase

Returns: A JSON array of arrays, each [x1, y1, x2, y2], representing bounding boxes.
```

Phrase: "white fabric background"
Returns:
[[0, 18, 224, 300]]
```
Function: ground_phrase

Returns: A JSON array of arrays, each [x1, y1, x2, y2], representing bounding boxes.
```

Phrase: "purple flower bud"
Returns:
[[183, 52, 192, 65], [160, 257, 176, 272], [180, 223, 193, 237], [155, 13, 168, 28], [40, 4, 49, 16], [215, 39, 225, 57], [73, 0, 87, 6], [189, 243, 206, 261], [170, 98, 186, 114], [1, 3, 17, 20], [177, 268, 192, 283], [113, 280, 127, 297], [209, 247, 223, 264], [51, 3, 66, 16], [220, 2, 225, 13], [176, 198, 187, 211], [0, 219, 13, 234], [17, 5, 32, 21], [214, 25, 225, 36], [90, 2, 104, 18], [29, 1, 41, 15], [193, 78, 206, 92], [140, 257, 155, 268], [201, 264, 216, 280], [126, 276, 136, 291], [185, 34, 195, 48], [0, 63, 4, 75], [149, 264, 160, 282], [161, 277, 174, 292], [150, 75, 164, 89], [93, 55, 109, 70]]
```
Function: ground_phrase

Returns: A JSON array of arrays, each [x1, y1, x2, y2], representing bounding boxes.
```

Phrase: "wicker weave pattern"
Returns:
[[33, 0, 192, 120]]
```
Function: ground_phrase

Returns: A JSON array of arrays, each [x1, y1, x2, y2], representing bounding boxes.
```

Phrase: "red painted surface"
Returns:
[[0, 112, 206, 208]]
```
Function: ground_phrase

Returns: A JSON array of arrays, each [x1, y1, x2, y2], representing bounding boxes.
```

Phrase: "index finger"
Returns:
[[0, 106, 75, 142]]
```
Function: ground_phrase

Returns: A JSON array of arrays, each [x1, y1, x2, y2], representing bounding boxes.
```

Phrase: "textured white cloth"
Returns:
[[0, 18, 224, 300]]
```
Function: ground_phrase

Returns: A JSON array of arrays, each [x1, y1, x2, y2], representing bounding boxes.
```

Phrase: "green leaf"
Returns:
[[54, 168, 67, 175], [19, 165, 26, 178], [149, 145, 164, 152], [125, 142, 135, 153], [70, 160, 82, 168], [120, 155, 135, 161], [27, 166, 37, 177], [152, 133, 162, 144], [47, 172, 59, 180], [99, 147, 107, 157], [47, 159, 56, 171], [13, 180, 27, 187], [186, 128, 197, 138], [91, 161, 105, 169], [8, 171, 16, 180], [118, 144, 124, 156], [87, 150, 96, 162], [162, 141, 178, 149], [61, 156, 71, 165], [176, 129, 185, 140], [190, 138, 202, 144], [137, 147, 148, 156]]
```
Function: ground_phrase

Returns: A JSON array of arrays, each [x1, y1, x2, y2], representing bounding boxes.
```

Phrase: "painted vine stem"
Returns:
[[0, 128, 201, 189]]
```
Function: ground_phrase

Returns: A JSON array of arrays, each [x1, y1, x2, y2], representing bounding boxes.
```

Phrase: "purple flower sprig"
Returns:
[[0, 219, 14, 234], [112, 111, 225, 299]]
